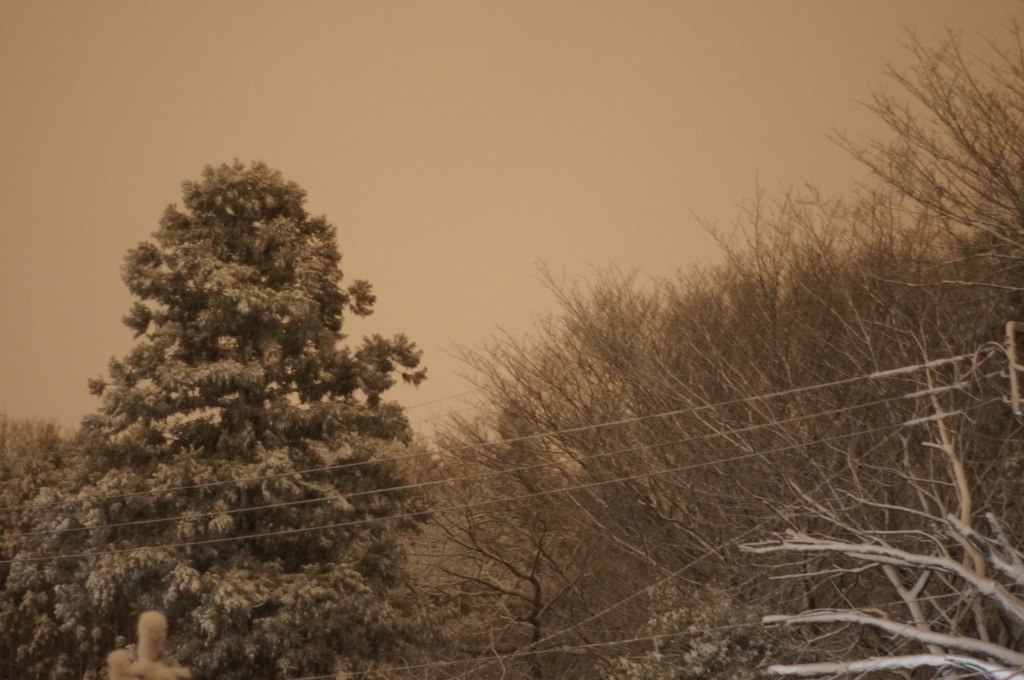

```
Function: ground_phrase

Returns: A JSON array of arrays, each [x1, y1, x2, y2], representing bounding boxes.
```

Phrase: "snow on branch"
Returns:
[[947, 514, 1024, 589], [742, 531, 1024, 629], [763, 610, 1024, 669], [766, 654, 1023, 679]]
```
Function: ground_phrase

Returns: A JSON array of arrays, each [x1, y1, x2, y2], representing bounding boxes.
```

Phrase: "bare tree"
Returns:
[[841, 23, 1024, 279], [416, 186, 1019, 679], [737, 21, 1024, 679], [409, 19, 1024, 680]]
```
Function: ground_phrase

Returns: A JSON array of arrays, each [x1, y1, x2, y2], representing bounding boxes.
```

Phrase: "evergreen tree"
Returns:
[[5, 161, 427, 679]]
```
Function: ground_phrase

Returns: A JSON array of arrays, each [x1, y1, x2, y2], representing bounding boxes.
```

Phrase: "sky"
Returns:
[[0, 1, 1018, 435]]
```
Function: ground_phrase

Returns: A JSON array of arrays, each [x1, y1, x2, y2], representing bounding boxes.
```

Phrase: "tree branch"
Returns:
[[767, 653, 1021, 679], [764, 610, 1024, 668]]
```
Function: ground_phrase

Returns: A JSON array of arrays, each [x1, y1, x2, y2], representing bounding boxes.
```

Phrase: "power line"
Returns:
[[281, 522, 768, 680], [441, 523, 771, 680], [281, 590, 977, 679], [409, 402, 481, 426], [2, 420, 907, 564], [404, 389, 480, 411], [4, 401, 991, 566], [1, 350, 983, 515], [6, 390, 931, 541], [288, 626, 763, 679]]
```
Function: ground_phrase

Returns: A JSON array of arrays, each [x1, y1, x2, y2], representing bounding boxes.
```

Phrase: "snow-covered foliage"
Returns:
[[1, 162, 429, 679], [604, 586, 776, 680]]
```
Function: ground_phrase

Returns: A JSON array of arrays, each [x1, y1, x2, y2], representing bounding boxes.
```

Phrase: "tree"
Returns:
[[2, 161, 427, 680], [841, 25, 1024, 279], [743, 22, 1024, 680], [419, 181, 1020, 677], [414, 17, 1024, 679]]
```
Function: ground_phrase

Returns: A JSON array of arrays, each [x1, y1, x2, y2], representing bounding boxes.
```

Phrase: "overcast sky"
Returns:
[[1, 1, 1018, 434]]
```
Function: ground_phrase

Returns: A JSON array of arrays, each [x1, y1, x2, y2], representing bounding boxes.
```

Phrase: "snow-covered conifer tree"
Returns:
[[6, 161, 427, 680]]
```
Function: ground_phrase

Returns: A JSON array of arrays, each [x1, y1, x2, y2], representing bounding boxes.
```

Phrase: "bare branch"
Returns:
[[764, 610, 1024, 668], [744, 533, 1024, 628], [767, 653, 1021, 679]]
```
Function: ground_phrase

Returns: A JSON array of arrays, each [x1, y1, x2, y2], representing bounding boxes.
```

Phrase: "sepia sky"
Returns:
[[0, 1, 1017, 434]]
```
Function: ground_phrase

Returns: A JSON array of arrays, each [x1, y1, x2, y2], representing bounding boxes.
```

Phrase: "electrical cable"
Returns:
[[278, 523, 767, 680], [403, 389, 480, 411], [0, 349, 982, 515], [1, 351, 1008, 679], [282, 600, 981, 680], [292, 554, 1002, 678], [8, 389, 927, 541], [2, 399, 995, 566], [443, 522, 767, 680]]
